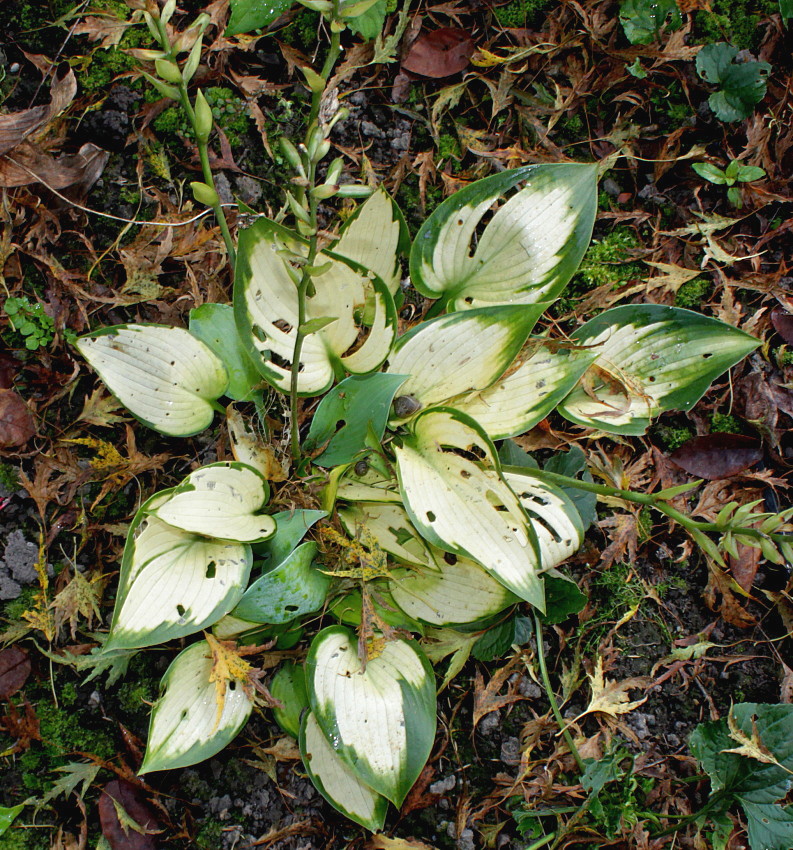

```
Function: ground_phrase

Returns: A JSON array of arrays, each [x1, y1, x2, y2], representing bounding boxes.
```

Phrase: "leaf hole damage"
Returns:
[[176, 604, 186, 617], [205, 561, 216, 579], [426, 510, 436, 522]]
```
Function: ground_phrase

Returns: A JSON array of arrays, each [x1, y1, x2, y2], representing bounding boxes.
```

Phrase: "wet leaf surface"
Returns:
[[401, 28, 475, 78], [771, 306, 793, 344], [98, 780, 162, 850], [0, 647, 32, 699], [669, 433, 763, 480], [0, 389, 36, 447]]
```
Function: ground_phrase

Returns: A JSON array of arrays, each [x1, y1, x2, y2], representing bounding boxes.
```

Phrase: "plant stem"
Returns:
[[650, 789, 729, 839], [533, 612, 586, 774]]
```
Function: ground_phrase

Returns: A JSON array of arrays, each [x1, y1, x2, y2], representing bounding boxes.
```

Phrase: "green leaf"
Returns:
[[328, 588, 424, 633], [306, 626, 436, 807], [743, 800, 793, 849], [410, 164, 598, 310], [151, 462, 276, 543], [386, 305, 546, 421], [782, 0, 792, 24], [472, 614, 532, 661], [692, 162, 728, 185], [542, 570, 587, 624], [0, 803, 25, 837], [735, 165, 766, 183], [231, 542, 330, 623], [626, 57, 647, 78], [395, 408, 545, 610], [270, 662, 309, 738], [105, 511, 252, 651], [140, 640, 254, 774], [226, 0, 293, 35], [76, 324, 228, 437], [300, 711, 388, 831], [557, 304, 759, 435], [338, 501, 436, 567], [619, 0, 681, 44], [304, 372, 407, 466], [250, 509, 326, 564], [498, 440, 539, 469], [696, 43, 771, 122], [542, 447, 597, 531], [234, 219, 397, 395], [189, 303, 262, 401], [299, 316, 339, 335], [345, 0, 387, 38]]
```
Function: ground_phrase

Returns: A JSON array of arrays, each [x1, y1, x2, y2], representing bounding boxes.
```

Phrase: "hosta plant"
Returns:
[[69, 0, 783, 835]]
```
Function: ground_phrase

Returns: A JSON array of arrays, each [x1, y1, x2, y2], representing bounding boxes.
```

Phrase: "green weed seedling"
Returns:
[[619, 0, 681, 44], [692, 159, 766, 207], [36, 0, 793, 837], [3, 296, 76, 351], [695, 42, 771, 122]]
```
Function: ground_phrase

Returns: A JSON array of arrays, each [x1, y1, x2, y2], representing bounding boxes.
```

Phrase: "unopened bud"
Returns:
[[160, 0, 177, 26], [155, 58, 183, 84], [191, 181, 219, 207], [312, 139, 332, 164], [336, 184, 374, 198], [182, 33, 203, 81], [324, 157, 344, 186], [193, 89, 213, 143], [310, 184, 337, 200], [279, 137, 306, 175], [286, 192, 312, 224]]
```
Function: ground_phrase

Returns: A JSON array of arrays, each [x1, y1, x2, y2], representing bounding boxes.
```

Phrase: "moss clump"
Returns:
[[494, 0, 555, 28], [279, 8, 321, 49], [694, 0, 776, 50], [75, 24, 149, 94], [648, 80, 691, 129], [0, 462, 20, 491], [153, 87, 252, 147], [436, 133, 461, 161], [675, 277, 712, 308], [573, 227, 642, 289], [710, 411, 742, 433], [654, 424, 693, 450], [2, 586, 40, 621], [0, 827, 52, 850]]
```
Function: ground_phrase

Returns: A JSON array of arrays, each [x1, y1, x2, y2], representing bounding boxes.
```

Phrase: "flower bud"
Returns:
[[155, 58, 183, 84], [182, 34, 203, 82], [279, 137, 306, 175], [324, 157, 344, 186], [190, 181, 219, 207], [310, 184, 337, 200], [160, 0, 177, 26], [336, 184, 374, 198], [193, 89, 213, 143]]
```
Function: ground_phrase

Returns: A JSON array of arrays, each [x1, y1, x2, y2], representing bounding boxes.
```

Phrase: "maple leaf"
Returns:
[[320, 525, 390, 580], [721, 707, 793, 773], [77, 387, 127, 427], [576, 657, 649, 721], [473, 657, 525, 728], [20, 533, 54, 643], [204, 632, 255, 732], [52, 567, 103, 640]]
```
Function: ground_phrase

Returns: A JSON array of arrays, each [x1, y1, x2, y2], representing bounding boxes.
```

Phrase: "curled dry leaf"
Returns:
[[771, 306, 793, 345], [0, 142, 109, 190], [401, 28, 475, 78], [0, 389, 36, 447], [98, 780, 162, 850], [669, 433, 762, 480], [0, 646, 32, 699]]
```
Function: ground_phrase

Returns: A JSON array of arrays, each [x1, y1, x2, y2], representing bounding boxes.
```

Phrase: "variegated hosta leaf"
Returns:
[[389, 551, 518, 628], [300, 711, 388, 832], [306, 626, 436, 807], [394, 408, 544, 610], [139, 640, 253, 774], [502, 468, 584, 570], [338, 502, 438, 568], [557, 305, 759, 435], [235, 219, 397, 396], [453, 342, 599, 440], [331, 187, 408, 300], [336, 464, 402, 504], [151, 462, 276, 543], [105, 513, 252, 651], [386, 305, 547, 421], [75, 324, 228, 437], [410, 164, 598, 310]]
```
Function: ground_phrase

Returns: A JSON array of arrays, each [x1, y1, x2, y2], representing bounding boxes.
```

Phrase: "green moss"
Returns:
[[436, 133, 461, 161], [117, 678, 156, 715], [0, 462, 20, 491], [3, 586, 40, 622], [710, 412, 742, 433], [196, 819, 225, 849], [75, 24, 148, 94], [694, 0, 776, 49], [280, 8, 321, 50], [573, 227, 642, 289], [774, 347, 793, 367], [654, 424, 693, 450], [637, 505, 654, 542], [648, 80, 691, 129], [494, 0, 554, 28], [0, 826, 52, 850], [675, 277, 711, 308], [153, 87, 252, 147]]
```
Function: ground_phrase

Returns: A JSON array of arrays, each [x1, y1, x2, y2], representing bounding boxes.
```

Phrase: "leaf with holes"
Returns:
[[104, 507, 252, 652], [557, 305, 758, 435], [76, 324, 228, 437], [234, 219, 397, 396], [300, 711, 388, 831], [338, 501, 437, 567], [394, 408, 545, 610], [231, 542, 330, 624], [410, 164, 597, 310], [139, 640, 253, 774], [150, 462, 276, 543], [386, 305, 546, 422], [452, 341, 598, 440], [306, 626, 436, 807]]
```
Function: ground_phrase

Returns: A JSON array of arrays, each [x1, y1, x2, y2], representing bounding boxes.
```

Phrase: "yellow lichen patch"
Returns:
[[204, 632, 254, 732], [320, 525, 390, 581]]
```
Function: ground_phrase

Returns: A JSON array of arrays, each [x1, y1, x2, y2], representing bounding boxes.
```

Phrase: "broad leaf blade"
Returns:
[[410, 164, 598, 309], [76, 324, 227, 437], [105, 514, 251, 651], [394, 408, 545, 610], [271, 662, 309, 738], [152, 462, 276, 543], [226, 0, 292, 35], [557, 305, 758, 435], [300, 711, 388, 831], [306, 626, 436, 807], [338, 501, 437, 567], [387, 305, 546, 420], [139, 641, 253, 774], [231, 542, 330, 624]]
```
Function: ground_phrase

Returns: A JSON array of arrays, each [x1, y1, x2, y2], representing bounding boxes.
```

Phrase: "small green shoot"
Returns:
[[692, 159, 766, 207]]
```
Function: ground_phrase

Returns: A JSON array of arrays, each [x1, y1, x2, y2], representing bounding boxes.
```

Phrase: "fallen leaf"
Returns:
[[0, 141, 109, 191], [73, 14, 132, 49], [0, 646, 32, 699], [0, 697, 40, 753], [781, 662, 793, 704], [473, 658, 524, 728], [722, 707, 781, 766], [367, 836, 439, 850], [728, 542, 761, 593], [98, 780, 161, 850], [401, 28, 475, 78], [704, 562, 755, 628], [0, 389, 36, 447], [78, 387, 127, 428], [576, 657, 649, 721], [771, 306, 793, 345], [669, 434, 763, 480], [52, 567, 103, 640]]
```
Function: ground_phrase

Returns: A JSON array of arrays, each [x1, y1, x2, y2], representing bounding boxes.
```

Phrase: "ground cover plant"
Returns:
[[0, 0, 792, 847]]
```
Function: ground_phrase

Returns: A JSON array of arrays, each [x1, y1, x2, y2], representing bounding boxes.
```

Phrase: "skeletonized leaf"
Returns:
[[300, 711, 388, 831], [151, 462, 275, 543], [410, 164, 598, 310], [394, 408, 545, 610], [558, 305, 759, 435], [386, 305, 546, 420], [76, 325, 228, 437], [307, 626, 436, 807], [139, 640, 253, 774]]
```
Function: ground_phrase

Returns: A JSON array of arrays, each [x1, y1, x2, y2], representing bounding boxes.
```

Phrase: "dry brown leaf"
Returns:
[[473, 658, 524, 728], [52, 567, 103, 640], [0, 388, 36, 447], [73, 14, 132, 49], [367, 837, 439, 850], [576, 657, 649, 721], [78, 387, 127, 428], [0, 142, 109, 191], [704, 563, 755, 628], [597, 513, 639, 571]]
